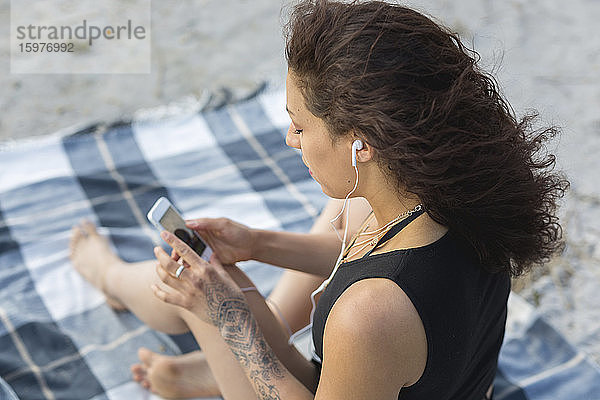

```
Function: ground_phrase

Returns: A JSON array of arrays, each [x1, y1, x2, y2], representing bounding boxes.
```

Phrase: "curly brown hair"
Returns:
[[285, 0, 570, 276]]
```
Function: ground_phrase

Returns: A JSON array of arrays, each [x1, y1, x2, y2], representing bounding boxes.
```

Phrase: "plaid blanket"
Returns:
[[1, 87, 599, 400]]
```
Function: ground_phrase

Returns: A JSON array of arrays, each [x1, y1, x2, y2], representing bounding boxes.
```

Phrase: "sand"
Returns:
[[1, 0, 599, 363]]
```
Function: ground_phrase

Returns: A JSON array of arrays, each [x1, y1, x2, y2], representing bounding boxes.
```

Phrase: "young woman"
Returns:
[[70, 1, 568, 399]]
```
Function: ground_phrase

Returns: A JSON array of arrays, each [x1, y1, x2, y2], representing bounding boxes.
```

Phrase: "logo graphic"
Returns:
[[11, 0, 151, 74]]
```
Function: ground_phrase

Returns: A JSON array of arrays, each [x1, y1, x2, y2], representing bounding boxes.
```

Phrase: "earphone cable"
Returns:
[[288, 165, 359, 347]]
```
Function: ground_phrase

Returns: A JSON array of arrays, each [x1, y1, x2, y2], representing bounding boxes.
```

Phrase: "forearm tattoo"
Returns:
[[205, 282, 285, 399]]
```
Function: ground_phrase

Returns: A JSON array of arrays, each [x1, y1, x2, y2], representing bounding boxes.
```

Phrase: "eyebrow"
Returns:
[[285, 106, 295, 116]]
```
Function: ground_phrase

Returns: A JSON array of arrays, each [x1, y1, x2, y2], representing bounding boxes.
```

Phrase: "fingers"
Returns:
[[160, 231, 203, 267], [151, 283, 188, 308], [153, 246, 199, 311], [170, 248, 180, 262], [154, 247, 193, 287], [153, 249, 195, 307], [169, 249, 188, 267]]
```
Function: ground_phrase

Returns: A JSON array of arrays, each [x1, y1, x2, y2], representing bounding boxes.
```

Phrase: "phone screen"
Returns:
[[159, 206, 207, 256]]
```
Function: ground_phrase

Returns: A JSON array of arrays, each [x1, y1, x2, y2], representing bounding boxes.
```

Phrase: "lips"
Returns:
[[300, 155, 316, 179], [302, 158, 314, 178]]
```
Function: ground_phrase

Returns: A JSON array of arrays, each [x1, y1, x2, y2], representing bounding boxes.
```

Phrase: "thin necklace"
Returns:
[[359, 205, 422, 236], [344, 204, 423, 261]]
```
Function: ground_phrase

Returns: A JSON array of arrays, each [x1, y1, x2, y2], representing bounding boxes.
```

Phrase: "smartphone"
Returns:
[[147, 197, 213, 261]]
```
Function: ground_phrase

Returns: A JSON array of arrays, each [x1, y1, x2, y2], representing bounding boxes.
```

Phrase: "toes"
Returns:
[[132, 361, 152, 391], [70, 225, 83, 242], [138, 347, 156, 366], [131, 363, 147, 382], [69, 221, 91, 249], [69, 226, 84, 254], [81, 220, 99, 236]]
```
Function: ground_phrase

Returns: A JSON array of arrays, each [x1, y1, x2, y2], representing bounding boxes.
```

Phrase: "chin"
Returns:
[[318, 184, 347, 200], [313, 174, 353, 199], [317, 183, 333, 198]]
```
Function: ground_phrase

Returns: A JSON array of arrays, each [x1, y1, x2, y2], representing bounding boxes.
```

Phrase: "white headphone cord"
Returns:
[[288, 165, 359, 347]]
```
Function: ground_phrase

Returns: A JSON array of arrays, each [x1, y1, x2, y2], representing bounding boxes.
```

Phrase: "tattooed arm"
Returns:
[[215, 288, 314, 399], [153, 230, 314, 399]]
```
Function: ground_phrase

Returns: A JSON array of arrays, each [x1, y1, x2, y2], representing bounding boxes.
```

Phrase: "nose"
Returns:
[[285, 123, 301, 149]]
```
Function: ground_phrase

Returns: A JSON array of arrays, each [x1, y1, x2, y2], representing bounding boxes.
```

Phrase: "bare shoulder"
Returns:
[[315, 278, 427, 399]]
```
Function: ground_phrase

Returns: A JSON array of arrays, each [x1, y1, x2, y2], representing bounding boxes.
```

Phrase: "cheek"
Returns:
[[303, 141, 326, 168], [308, 147, 353, 191]]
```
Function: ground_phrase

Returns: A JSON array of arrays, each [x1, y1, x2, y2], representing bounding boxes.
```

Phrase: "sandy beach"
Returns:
[[2, 0, 599, 364]]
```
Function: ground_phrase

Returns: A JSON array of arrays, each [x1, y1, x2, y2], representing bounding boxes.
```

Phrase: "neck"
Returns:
[[360, 177, 421, 231], [370, 197, 421, 231], [350, 161, 423, 232]]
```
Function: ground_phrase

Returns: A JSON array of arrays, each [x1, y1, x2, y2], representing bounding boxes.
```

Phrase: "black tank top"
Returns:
[[311, 210, 510, 399]]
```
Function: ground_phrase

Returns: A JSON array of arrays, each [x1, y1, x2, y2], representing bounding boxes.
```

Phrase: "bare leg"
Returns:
[[69, 225, 314, 396], [70, 224, 272, 397], [70, 221, 190, 333]]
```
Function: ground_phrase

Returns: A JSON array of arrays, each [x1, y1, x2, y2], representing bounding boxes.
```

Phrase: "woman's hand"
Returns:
[[185, 217, 255, 264], [152, 230, 248, 328]]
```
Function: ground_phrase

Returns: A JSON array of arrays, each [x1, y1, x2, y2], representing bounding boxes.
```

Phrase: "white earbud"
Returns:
[[351, 139, 364, 167]]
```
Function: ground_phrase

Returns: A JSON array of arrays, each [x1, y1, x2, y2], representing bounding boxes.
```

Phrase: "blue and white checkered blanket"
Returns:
[[1, 88, 599, 400]]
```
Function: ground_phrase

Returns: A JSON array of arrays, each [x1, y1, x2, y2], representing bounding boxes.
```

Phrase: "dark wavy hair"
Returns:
[[285, 0, 570, 276]]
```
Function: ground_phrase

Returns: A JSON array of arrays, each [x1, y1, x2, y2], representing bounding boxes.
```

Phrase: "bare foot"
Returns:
[[69, 220, 127, 311], [131, 348, 221, 399]]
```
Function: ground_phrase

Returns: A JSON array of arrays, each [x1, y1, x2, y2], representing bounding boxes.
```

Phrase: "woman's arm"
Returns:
[[215, 292, 315, 399], [186, 198, 372, 277], [152, 231, 315, 399], [187, 198, 373, 277], [251, 198, 373, 277], [251, 230, 341, 277], [226, 264, 320, 392]]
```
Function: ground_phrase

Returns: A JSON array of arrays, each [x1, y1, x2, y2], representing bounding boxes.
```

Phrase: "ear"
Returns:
[[355, 140, 374, 163]]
